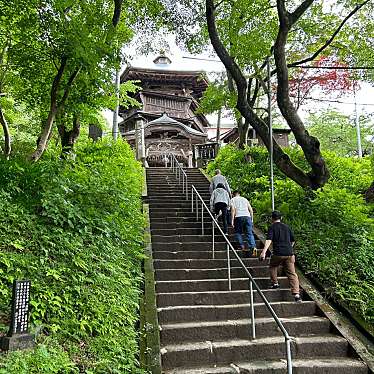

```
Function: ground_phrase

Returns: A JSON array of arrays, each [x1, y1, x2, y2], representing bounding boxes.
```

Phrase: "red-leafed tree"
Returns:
[[289, 56, 357, 109]]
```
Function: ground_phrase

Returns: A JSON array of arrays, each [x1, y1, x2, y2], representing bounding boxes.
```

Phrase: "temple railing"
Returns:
[[193, 142, 219, 166]]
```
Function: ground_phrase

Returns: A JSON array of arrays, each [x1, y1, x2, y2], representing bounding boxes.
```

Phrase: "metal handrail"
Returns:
[[168, 153, 188, 200], [191, 185, 293, 374]]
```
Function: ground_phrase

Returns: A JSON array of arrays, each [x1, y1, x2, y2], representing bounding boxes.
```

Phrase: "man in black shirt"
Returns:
[[260, 211, 301, 302]]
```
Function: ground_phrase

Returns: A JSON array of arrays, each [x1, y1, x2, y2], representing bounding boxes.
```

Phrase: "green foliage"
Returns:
[[0, 0, 166, 159], [0, 340, 77, 374], [208, 145, 374, 326], [0, 139, 145, 373], [305, 110, 374, 157]]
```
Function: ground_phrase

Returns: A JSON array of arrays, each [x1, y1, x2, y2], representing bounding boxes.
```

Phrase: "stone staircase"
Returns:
[[146, 167, 369, 373]]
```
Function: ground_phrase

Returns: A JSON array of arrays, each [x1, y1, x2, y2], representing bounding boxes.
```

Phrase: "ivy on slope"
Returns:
[[208, 145, 374, 330], [0, 139, 145, 373]]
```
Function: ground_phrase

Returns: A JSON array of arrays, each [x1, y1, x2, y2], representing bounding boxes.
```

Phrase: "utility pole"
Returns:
[[354, 85, 363, 158], [112, 52, 121, 140], [267, 57, 275, 211], [216, 108, 222, 149]]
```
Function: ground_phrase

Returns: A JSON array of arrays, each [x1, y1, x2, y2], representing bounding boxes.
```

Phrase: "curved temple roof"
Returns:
[[147, 113, 207, 138]]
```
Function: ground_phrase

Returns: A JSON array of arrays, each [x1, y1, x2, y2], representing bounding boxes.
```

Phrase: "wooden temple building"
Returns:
[[118, 55, 210, 166], [218, 127, 291, 148], [88, 54, 292, 166]]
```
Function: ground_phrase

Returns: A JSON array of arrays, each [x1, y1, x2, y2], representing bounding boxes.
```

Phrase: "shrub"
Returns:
[[208, 145, 374, 326], [0, 138, 145, 373]]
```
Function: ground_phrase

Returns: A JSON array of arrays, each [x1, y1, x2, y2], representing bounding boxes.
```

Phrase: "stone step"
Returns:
[[162, 358, 368, 374], [155, 277, 290, 293], [151, 234, 232, 243], [148, 188, 209, 193], [156, 289, 297, 307], [147, 199, 209, 206], [151, 241, 260, 253], [161, 335, 349, 369], [152, 250, 258, 260], [146, 170, 203, 175], [147, 195, 209, 200], [148, 202, 196, 208], [161, 316, 330, 344], [150, 228, 239, 237], [150, 221, 218, 229], [151, 231, 262, 246], [150, 212, 211, 219], [146, 178, 207, 183], [150, 215, 204, 221], [153, 258, 264, 269], [158, 301, 317, 324], [150, 207, 203, 214], [155, 266, 270, 281], [147, 177, 208, 182], [147, 185, 208, 191]]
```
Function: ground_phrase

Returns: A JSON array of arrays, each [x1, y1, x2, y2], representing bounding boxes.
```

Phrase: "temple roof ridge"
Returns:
[[147, 113, 206, 136]]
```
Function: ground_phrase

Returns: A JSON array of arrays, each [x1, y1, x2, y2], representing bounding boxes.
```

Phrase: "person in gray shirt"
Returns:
[[209, 169, 231, 196], [210, 183, 231, 234]]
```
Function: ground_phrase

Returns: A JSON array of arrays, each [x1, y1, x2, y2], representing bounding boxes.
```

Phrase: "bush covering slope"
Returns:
[[0, 139, 145, 373], [208, 145, 374, 330]]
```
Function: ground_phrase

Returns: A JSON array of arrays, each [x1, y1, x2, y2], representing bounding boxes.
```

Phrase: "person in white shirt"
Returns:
[[230, 190, 256, 254], [210, 183, 231, 234]]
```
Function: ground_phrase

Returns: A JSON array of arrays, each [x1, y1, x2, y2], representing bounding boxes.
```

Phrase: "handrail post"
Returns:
[[212, 219, 215, 259], [201, 201, 204, 235], [191, 188, 194, 212], [185, 176, 188, 200], [249, 280, 256, 340], [227, 243, 231, 291], [286, 338, 293, 374], [196, 194, 198, 220]]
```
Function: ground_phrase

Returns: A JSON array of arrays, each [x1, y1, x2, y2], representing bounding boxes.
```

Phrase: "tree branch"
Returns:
[[112, 0, 123, 27], [249, 78, 260, 107], [60, 66, 81, 107], [206, 0, 248, 93], [289, 0, 315, 25], [289, 0, 370, 67], [0, 104, 11, 158]]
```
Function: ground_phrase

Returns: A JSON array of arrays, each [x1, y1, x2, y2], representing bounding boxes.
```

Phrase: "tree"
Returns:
[[1, 0, 165, 160], [306, 110, 374, 157], [289, 56, 356, 110], [165, 0, 373, 189]]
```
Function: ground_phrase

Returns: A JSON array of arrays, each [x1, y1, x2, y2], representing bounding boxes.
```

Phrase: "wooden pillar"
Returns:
[[135, 118, 146, 165]]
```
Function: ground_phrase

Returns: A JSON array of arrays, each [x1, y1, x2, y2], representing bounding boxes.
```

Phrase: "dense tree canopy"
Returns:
[[164, 0, 374, 189], [0, 0, 164, 160]]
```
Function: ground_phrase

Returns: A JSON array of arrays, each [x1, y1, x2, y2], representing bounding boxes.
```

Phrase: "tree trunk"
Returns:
[[0, 105, 11, 158], [112, 0, 123, 26], [274, 0, 329, 188], [29, 58, 67, 161], [365, 181, 374, 203], [205, 0, 329, 190], [238, 118, 250, 149], [58, 115, 80, 158], [216, 108, 221, 148], [29, 58, 80, 162]]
